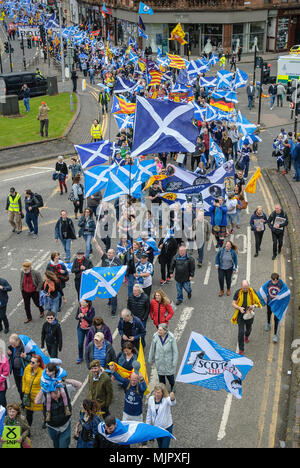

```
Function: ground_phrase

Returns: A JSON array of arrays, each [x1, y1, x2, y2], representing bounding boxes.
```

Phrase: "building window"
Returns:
[[249, 22, 265, 51], [201, 24, 223, 52], [232, 23, 245, 52], [276, 17, 289, 50]]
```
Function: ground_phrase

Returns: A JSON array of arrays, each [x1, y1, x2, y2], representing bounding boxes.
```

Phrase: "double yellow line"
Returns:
[[256, 169, 287, 448]]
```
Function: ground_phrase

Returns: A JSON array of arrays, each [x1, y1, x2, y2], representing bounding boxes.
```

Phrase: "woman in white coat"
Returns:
[[148, 323, 178, 391], [146, 383, 176, 448]]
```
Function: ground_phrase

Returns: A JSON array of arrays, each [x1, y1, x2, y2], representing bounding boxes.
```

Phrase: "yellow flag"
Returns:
[[108, 362, 132, 379], [138, 60, 146, 72], [169, 23, 187, 45], [143, 174, 167, 191], [244, 167, 261, 194], [137, 338, 149, 395]]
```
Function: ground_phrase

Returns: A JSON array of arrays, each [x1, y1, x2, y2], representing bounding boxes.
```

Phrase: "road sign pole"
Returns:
[[294, 80, 298, 135], [257, 63, 263, 126]]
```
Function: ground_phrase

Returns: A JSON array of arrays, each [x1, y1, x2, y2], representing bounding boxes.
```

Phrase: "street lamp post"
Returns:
[[57, 1, 65, 89]]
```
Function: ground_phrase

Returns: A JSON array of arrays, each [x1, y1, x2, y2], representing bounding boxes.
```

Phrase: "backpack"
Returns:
[[33, 193, 44, 207]]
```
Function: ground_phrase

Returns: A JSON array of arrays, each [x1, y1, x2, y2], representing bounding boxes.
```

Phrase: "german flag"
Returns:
[[149, 70, 163, 86], [167, 53, 186, 69], [210, 98, 234, 113]]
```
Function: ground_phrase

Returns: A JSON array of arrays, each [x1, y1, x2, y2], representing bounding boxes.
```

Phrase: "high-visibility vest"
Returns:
[[91, 124, 102, 140], [8, 193, 21, 212]]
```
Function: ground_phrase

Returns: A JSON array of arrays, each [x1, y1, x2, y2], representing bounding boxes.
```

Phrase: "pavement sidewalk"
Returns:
[[264, 168, 300, 448]]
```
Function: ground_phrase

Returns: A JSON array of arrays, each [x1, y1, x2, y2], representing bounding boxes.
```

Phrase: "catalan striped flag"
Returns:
[[167, 53, 187, 69], [149, 69, 163, 86], [111, 95, 136, 114]]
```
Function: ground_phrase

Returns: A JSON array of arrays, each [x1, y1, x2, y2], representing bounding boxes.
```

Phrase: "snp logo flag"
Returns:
[[131, 97, 198, 157], [80, 266, 127, 301], [75, 141, 112, 169], [176, 332, 253, 399]]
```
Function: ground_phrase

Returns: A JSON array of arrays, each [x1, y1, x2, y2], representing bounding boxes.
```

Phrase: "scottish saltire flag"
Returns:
[[138, 26, 148, 39], [75, 141, 112, 169], [64, 262, 73, 275], [138, 1, 154, 14], [97, 82, 111, 93], [205, 104, 219, 122], [80, 266, 127, 301], [175, 68, 191, 88], [233, 68, 248, 89], [137, 236, 160, 255], [138, 159, 158, 182], [237, 134, 262, 152], [257, 280, 290, 323], [236, 111, 256, 136], [217, 70, 234, 90], [117, 240, 132, 257], [114, 113, 135, 129], [210, 139, 226, 167], [199, 76, 217, 88], [208, 54, 219, 66], [98, 419, 174, 445], [194, 102, 206, 121], [131, 97, 198, 157], [0, 406, 6, 437], [187, 59, 208, 77], [211, 90, 238, 104], [84, 165, 112, 198], [176, 332, 253, 399], [19, 335, 50, 365], [138, 15, 146, 31], [103, 164, 143, 201], [114, 77, 138, 94], [128, 50, 138, 64]]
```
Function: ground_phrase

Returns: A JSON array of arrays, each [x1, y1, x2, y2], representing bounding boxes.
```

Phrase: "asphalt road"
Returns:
[[0, 66, 296, 449], [0, 151, 293, 448]]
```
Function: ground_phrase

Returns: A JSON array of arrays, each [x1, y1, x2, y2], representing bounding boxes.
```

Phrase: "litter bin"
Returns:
[[47, 76, 58, 96]]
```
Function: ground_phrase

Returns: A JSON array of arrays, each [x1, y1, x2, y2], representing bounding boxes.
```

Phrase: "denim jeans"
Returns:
[[156, 425, 173, 449], [270, 95, 276, 109], [197, 246, 204, 263], [294, 162, 300, 181], [23, 97, 30, 112], [44, 293, 61, 317], [176, 281, 192, 301], [60, 238, 71, 262], [127, 274, 135, 296], [83, 234, 93, 258], [232, 142, 238, 160], [26, 211, 38, 235], [247, 95, 253, 109], [77, 327, 89, 360], [47, 422, 71, 449]]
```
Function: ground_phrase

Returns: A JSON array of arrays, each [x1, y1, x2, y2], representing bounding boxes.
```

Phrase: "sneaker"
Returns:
[[160, 280, 166, 285], [254, 253, 258, 257], [32, 234, 38, 239], [4, 329, 9, 335], [238, 350, 244, 355], [28, 231, 34, 235], [187, 292, 192, 299], [198, 262, 202, 268], [265, 323, 271, 331], [273, 334, 278, 343], [244, 336, 249, 344], [76, 359, 83, 364], [166, 277, 171, 283], [176, 300, 183, 306], [272, 255, 277, 260]]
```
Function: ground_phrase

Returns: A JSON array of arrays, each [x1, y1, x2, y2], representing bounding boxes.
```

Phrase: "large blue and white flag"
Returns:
[[257, 280, 290, 323], [103, 164, 143, 201], [131, 97, 198, 157], [19, 335, 50, 365], [205, 104, 219, 122], [137, 159, 158, 182], [160, 160, 235, 213], [75, 141, 112, 169], [80, 266, 127, 301], [236, 111, 257, 136], [113, 113, 135, 130], [114, 77, 138, 94], [98, 418, 175, 445], [233, 68, 248, 89], [176, 332, 253, 399], [217, 69, 234, 90], [138, 26, 148, 40], [187, 59, 208, 77], [84, 165, 112, 198], [208, 54, 219, 67]]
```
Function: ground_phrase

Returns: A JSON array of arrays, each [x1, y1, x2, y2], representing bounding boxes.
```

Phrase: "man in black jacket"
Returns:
[[170, 245, 195, 305], [267, 204, 288, 260], [0, 277, 12, 333], [71, 250, 93, 300], [127, 284, 150, 330], [55, 210, 76, 262]]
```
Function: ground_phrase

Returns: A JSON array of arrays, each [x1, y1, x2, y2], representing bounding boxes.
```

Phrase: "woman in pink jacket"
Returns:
[[150, 290, 174, 328], [0, 343, 10, 408]]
